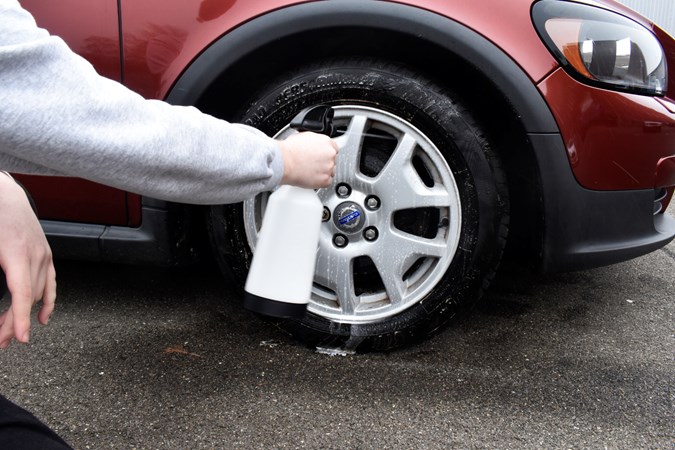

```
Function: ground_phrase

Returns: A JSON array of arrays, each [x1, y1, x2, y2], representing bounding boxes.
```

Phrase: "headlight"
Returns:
[[532, 0, 667, 96]]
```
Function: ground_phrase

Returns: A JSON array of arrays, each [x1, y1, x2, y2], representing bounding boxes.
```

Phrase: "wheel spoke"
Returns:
[[334, 264, 358, 315], [376, 262, 407, 307], [334, 114, 369, 179], [380, 132, 418, 177], [374, 134, 452, 211], [314, 245, 357, 314], [368, 230, 448, 307]]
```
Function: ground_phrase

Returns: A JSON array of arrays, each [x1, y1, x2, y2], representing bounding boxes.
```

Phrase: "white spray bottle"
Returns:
[[243, 106, 335, 318]]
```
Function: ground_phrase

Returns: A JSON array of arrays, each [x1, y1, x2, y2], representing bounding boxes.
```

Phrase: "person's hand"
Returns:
[[0, 174, 56, 348], [278, 132, 339, 189]]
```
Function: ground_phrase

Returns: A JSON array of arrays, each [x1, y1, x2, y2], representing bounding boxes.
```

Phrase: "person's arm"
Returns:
[[0, 0, 337, 204], [0, 172, 56, 348]]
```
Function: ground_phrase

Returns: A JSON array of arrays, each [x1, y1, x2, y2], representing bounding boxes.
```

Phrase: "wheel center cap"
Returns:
[[333, 202, 365, 233]]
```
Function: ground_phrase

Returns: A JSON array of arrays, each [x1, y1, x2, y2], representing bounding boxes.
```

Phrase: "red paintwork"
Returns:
[[539, 68, 675, 190], [119, 0, 558, 100], [19, 0, 122, 81], [534, 0, 675, 191], [13, 174, 128, 225], [120, 0, 311, 100], [391, 0, 558, 83]]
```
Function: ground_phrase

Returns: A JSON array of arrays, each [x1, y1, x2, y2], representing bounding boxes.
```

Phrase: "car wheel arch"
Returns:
[[165, 0, 557, 270], [165, 1, 557, 131]]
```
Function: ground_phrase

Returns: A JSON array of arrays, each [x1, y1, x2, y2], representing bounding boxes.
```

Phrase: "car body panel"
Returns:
[[391, 0, 559, 83], [12, 175, 129, 225], [120, 0, 310, 100], [530, 131, 675, 272], [19, 0, 122, 81], [539, 69, 675, 190], [121, 0, 559, 100]]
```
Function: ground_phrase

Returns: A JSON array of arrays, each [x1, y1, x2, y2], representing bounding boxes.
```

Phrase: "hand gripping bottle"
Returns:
[[243, 106, 335, 318]]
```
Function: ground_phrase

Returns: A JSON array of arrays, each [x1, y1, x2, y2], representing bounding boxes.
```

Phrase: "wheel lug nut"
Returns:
[[363, 227, 378, 242], [322, 207, 331, 222], [365, 195, 380, 210], [336, 183, 351, 198], [333, 234, 348, 248]]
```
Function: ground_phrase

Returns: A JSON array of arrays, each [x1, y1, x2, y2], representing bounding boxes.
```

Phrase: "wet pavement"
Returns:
[[1, 211, 673, 449]]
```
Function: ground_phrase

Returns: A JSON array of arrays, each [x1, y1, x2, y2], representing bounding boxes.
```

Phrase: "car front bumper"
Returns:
[[531, 133, 675, 272]]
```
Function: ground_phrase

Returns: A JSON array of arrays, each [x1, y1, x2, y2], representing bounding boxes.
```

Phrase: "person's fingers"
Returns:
[[7, 268, 34, 344], [318, 176, 331, 188], [38, 264, 57, 325], [279, 133, 341, 188], [32, 261, 49, 306], [0, 176, 57, 348], [0, 308, 15, 348]]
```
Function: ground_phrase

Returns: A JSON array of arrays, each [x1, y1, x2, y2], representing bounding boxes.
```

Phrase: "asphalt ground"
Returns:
[[1, 209, 673, 449]]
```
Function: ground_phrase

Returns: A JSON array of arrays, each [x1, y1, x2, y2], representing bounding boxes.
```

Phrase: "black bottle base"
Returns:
[[243, 291, 307, 319]]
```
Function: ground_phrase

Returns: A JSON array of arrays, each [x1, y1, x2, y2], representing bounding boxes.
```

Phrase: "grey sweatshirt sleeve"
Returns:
[[0, 0, 284, 205]]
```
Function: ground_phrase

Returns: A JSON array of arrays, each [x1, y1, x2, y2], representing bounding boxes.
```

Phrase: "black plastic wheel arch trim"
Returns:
[[531, 133, 675, 272], [164, 0, 559, 134]]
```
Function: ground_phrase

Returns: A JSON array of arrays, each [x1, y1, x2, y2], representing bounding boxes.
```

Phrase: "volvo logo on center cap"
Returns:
[[334, 202, 365, 233]]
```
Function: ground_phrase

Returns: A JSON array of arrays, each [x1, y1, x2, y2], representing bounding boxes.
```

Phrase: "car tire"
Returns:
[[208, 58, 509, 352]]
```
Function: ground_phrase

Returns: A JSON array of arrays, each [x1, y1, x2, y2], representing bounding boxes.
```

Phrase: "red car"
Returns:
[[18, 0, 675, 351]]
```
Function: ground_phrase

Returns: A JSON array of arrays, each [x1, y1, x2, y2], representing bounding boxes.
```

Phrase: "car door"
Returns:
[[15, 0, 140, 227]]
